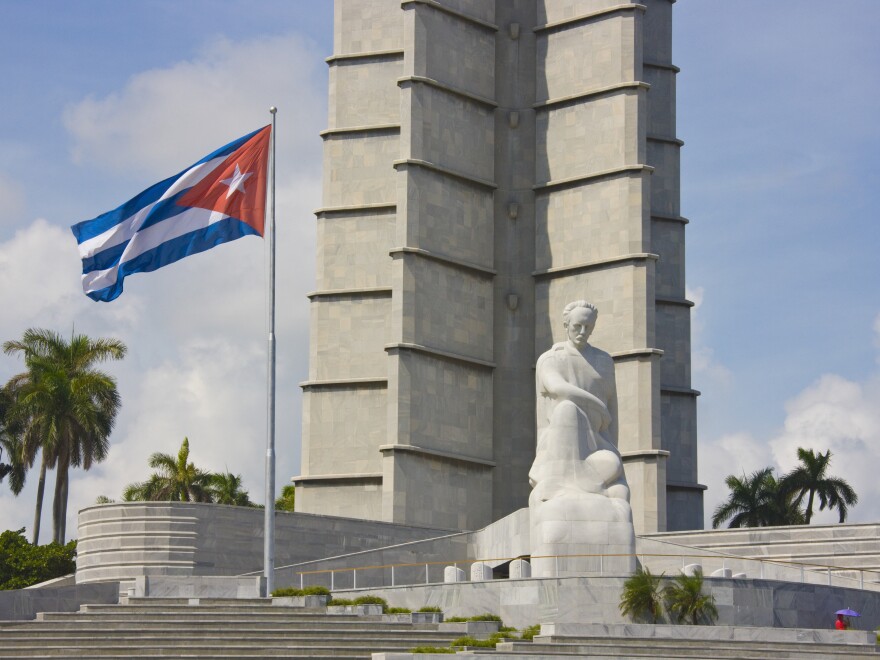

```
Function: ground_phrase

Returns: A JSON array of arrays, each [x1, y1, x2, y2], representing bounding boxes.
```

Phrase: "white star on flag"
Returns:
[[221, 164, 253, 199]]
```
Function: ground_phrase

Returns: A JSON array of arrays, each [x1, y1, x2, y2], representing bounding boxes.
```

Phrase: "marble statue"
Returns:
[[528, 300, 636, 576]]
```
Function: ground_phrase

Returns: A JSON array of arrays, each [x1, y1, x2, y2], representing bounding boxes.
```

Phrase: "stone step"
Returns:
[[0, 633, 460, 646], [0, 622, 447, 634], [497, 641, 880, 659], [536, 635, 879, 653], [0, 648, 379, 659]]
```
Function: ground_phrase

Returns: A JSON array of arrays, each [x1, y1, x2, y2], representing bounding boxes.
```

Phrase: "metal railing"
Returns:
[[266, 552, 880, 593]]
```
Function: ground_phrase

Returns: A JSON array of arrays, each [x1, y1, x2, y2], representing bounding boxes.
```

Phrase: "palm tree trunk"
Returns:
[[31, 453, 47, 545], [59, 465, 69, 543], [52, 452, 69, 544], [806, 489, 815, 524]]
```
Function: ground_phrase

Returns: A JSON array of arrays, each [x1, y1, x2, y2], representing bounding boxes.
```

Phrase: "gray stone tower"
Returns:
[[294, 0, 703, 534]]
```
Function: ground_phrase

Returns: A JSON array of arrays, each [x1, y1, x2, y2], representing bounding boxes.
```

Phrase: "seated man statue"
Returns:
[[528, 300, 635, 577]]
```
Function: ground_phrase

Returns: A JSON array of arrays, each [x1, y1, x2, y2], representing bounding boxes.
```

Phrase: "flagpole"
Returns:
[[264, 106, 277, 597]]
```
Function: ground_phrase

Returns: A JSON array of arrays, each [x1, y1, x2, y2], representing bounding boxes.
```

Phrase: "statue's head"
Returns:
[[562, 300, 598, 349]]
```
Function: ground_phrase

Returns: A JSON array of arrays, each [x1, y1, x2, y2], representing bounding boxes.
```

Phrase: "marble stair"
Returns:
[[0, 598, 463, 659]]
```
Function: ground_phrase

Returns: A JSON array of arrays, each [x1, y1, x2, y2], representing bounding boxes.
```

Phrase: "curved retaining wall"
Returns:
[[75, 502, 454, 584]]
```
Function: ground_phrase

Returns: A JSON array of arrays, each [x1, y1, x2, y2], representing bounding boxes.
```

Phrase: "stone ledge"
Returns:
[[398, 75, 497, 109], [402, 0, 498, 32], [393, 158, 497, 190], [325, 49, 403, 65], [535, 81, 650, 111], [533, 252, 659, 278], [534, 4, 646, 34], [314, 202, 396, 216], [307, 287, 392, 300], [385, 342, 495, 370], [379, 444, 496, 468], [299, 377, 388, 390], [389, 246, 496, 277], [533, 165, 654, 193], [320, 123, 400, 138]]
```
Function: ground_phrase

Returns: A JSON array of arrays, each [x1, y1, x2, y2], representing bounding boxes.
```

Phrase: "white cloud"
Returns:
[[699, 431, 778, 526], [0, 173, 25, 230], [1, 32, 320, 540], [63, 34, 324, 181], [687, 285, 732, 386], [702, 314, 880, 527], [768, 373, 880, 524]]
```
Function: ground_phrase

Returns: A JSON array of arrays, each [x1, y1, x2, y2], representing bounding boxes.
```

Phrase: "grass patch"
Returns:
[[271, 585, 330, 597], [444, 616, 468, 622], [410, 647, 455, 654], [468, 613, 502, 622], [418, 605, 442, 613], [520, 624, 541, 640], [386, 606, 412, 614], [327, 598, 354, 606]]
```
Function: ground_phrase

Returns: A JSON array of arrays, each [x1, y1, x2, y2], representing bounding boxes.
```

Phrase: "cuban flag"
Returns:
[[71, 125, 271, 302]]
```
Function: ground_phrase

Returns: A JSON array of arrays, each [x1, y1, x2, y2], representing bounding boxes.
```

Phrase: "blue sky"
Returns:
[[0, 1, 878, 539]]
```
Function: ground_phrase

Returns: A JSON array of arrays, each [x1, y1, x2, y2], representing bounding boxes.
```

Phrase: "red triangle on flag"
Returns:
[[176, 125, 271, 235]]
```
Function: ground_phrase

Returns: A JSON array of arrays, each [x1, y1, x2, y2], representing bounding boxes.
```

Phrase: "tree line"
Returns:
[[1, 327, 294, 548], [712, 447, 857, 528]]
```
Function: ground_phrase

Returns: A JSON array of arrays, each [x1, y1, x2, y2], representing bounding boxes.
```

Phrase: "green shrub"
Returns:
[[353, 595, 388, 612], [418, 605, 442, 613], [451, 635, 500, 648], [663, 571, 718, 625], [271, 587, 304, 597], [302, 585, 330, 596], [520, 624, 541, 640], [444, 616, 468, 622], [328, 598, 355, 606], [619, 565, 664, 623], [468, 613, 502, 622], [386, 606, 412, 614], [410, 647, 455, 654], [0, 529, 76, 590]]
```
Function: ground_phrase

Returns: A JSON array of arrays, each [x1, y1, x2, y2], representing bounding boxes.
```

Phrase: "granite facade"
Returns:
[[298, 0, 700, 533]]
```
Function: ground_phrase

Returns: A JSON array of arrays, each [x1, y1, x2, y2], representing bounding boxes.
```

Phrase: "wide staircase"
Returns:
[[487, 635, 880, 659], [0, 598, 462, 659], [1, 598, 877, 659]]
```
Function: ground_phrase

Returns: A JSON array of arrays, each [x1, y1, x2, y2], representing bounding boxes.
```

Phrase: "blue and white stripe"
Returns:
[[71, 127, 263, 302]]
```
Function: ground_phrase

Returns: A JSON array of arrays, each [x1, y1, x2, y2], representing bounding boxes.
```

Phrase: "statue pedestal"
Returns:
[[530, 492, 636, 578]]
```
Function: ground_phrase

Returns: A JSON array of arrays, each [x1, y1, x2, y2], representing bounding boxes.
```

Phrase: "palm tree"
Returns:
[[663, 570, 718, 625], [712, 467, 804, 529], [123, 437, 214, 503], [619, 565, 664, 623], [3, 328, 125, 544], [780, 447, 858, 523], [275, 484, 295, 512], [209, 471, 252, 506]]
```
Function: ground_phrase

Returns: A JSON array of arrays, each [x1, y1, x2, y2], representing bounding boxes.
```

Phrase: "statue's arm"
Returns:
[[539, 357, 611, 429]]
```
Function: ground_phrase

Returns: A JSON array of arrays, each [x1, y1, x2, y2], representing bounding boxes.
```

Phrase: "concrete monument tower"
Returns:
[[295, 0, 703, 534]]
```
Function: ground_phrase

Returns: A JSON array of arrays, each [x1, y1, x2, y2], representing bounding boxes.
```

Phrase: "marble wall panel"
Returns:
[[661, 393, 698, 484], [301, 387, 387, 475], [329, 58, 402, 129], [383, 448, 493, 529], [309, 296, 390, 380], [651, 219, 685, 298], [390, 350, 493, 459], [334, 0, 403, 55], [535, 175, 648, 271], [316, 212, 395, 291], [297, 481, 382, 521], [536, 0, 639, 25], [322, 133, 398, 207], [646, 139, 680, 216], [405, 84, 494, 182], [402, 256, 494, 361], [536, 90, 643, 184], [397, 166, 494, 267], [536, 13, 638, 102], [654, 302, 691, 385], [643, 66, 676, 138], [410, 5, 495, 100], [641, 0, 673, 64]]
